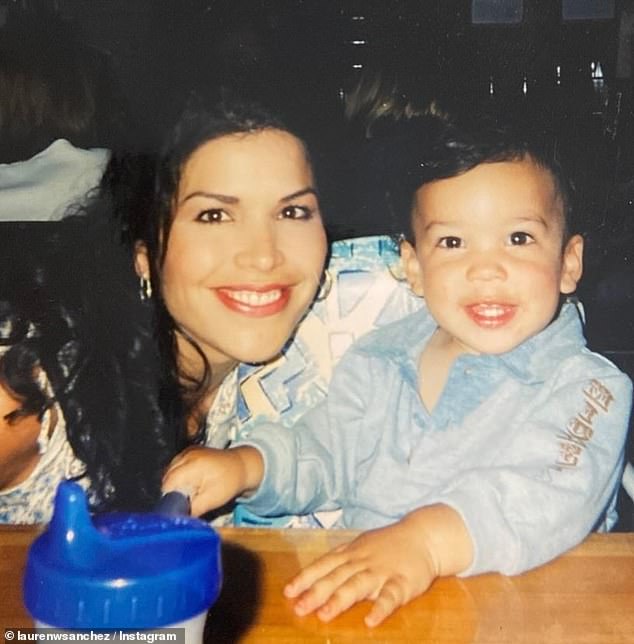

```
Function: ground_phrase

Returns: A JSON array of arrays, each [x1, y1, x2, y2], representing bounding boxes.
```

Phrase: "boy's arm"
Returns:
[[163, 347, 375, 518], [431, 365, 632, 576], [234, 349, 374, 518], [281, 362, 632, 627], [285, 503, 473, 627], [162, 445, 264, 516]]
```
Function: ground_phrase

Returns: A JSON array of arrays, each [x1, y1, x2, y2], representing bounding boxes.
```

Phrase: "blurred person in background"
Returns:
[[0, 9, 129, 221]]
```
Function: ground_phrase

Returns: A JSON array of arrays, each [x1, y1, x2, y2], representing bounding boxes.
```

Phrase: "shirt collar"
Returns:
[[490, 299, 586, 382], [372, 298, 586, 385]]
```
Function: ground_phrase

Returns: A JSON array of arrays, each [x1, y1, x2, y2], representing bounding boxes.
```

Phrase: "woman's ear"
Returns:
[[134, 241, 150, 279], [560, 234, 584, 295], [400, 240, 425, 297]]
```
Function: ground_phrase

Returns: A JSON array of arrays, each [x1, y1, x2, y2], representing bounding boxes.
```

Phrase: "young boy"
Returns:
[[163, 119, 633, 627]]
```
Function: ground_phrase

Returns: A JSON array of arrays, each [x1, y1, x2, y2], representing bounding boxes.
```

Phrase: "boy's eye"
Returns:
[[509, 231, 534, 246], [280, 205, 314, 220], [438, 236, 463, 249], [196, 209, 230, 223]]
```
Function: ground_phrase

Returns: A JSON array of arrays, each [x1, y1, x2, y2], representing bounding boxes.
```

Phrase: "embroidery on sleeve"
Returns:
[[551, 379, 614, 471]]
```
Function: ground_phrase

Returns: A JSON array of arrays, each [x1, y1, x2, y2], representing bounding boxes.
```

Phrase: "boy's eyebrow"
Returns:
[[422, 219, 455, 232], [422, 214, 553, 232], [510, 214, 551, 228]]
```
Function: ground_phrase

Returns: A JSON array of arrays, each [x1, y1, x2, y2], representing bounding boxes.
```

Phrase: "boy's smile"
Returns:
[[464, 302, 517, 328], [402, 157, 584, 356]]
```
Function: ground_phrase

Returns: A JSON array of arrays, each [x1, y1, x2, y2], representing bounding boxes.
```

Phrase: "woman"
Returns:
[[116, 95, 329, 456], [0, 94, 328, 523], [1, 93, 415, 524]]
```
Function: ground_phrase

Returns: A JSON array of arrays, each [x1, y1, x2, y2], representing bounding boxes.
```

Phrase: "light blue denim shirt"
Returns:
[[237, 301, 633, 576]]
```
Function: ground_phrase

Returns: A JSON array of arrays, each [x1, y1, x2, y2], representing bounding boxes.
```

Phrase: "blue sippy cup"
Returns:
[[23, 482, 221, 643]]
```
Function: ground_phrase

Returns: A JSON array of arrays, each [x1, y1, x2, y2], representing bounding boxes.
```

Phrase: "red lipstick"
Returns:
[[214, 286, 291, 317]]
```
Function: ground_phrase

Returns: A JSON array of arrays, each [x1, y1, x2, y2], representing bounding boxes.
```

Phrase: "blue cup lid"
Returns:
[[23, 482, 222, 629]]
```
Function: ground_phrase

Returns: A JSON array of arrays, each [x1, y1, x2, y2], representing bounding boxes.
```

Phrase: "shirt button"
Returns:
[[464, 368, 472, 376]]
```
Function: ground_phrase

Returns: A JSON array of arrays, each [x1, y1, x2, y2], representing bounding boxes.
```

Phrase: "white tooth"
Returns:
[[229, 289, 281, 306], [476, 305, 504, 317]]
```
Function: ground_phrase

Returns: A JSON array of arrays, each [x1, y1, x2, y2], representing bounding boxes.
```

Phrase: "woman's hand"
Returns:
[[284, 504, 473, 627], [162, 445, 264, 517]]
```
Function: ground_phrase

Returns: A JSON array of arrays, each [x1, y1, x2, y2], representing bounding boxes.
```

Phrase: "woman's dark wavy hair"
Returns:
[[386, 114, 577, 245], [0, 217, 171, 512], [96, 92, 321, 442]]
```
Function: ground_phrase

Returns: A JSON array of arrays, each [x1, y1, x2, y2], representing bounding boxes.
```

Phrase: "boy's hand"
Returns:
[[162, 445, 264, 517], [284, 504, 473, 627]]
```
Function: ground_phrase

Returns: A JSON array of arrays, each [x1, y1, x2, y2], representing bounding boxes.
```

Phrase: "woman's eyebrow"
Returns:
[[178, 191, 239, 206], [280, 187, 318, 203]]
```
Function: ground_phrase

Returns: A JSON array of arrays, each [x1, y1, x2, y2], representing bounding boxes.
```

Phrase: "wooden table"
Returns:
[[2, 526, 634, 643]]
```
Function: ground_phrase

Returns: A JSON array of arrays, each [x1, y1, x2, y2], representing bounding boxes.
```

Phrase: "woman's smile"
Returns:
[[215, 285, 291, 317]]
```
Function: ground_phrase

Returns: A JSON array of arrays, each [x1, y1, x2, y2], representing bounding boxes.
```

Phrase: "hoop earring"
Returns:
[[315, 269, 333, 302], [139, 275, 153, 301]]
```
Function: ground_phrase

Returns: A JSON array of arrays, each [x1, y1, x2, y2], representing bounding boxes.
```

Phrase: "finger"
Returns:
[[289, 560, 368, 616], [167, 452, 188, 467], [364, 578, 407, 628], [315, 568, 379, 622], [284, 551, 349, 598], [189, 494, 213, 518], [162, 450, 198, 481], [161, 461, 199, 495]]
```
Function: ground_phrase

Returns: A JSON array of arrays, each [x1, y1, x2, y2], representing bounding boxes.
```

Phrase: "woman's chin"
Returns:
[[229, 340, 287, 367]]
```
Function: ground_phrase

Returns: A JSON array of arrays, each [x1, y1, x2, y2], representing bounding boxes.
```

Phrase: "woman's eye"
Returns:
[[438, 236, 463, 249], [280, 205, 313, 220], [196, 209, 230, 223], [3, 407, 23, 424], [509, 231, 534, 246]]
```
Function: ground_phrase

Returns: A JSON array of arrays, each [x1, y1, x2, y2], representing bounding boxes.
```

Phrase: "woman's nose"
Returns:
[[234, 227, 283, 272]]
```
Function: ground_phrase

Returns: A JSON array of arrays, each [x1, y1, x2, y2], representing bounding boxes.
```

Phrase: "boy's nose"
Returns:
[[466, 253, 507, 282], [234, 228, 283, 272]]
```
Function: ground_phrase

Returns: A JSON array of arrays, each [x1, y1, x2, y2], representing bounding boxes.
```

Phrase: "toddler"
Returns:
[[163, 118, 632, 627]]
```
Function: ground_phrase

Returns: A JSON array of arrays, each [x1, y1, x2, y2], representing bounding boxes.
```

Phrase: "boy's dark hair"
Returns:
[[387, 115, 576, 244]]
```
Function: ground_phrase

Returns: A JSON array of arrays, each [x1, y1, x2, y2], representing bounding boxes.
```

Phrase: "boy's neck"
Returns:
[[418, 328, 470, 413]]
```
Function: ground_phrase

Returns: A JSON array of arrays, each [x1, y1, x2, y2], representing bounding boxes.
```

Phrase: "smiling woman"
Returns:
[[150, 128, 325, 382], [0, 94, 417, 526], [107, 94, 328, 466]]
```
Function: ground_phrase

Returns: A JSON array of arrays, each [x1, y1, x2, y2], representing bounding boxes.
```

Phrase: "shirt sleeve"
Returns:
[[234, 348, 372, 518], [432, 359, 632, 577]]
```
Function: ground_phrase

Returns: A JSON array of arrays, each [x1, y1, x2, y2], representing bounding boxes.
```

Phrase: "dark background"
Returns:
[[2, 0, 633, 525], [1, 1, 629, 156], [4, 1, 631, 230], [2, 0, 632, 344]]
